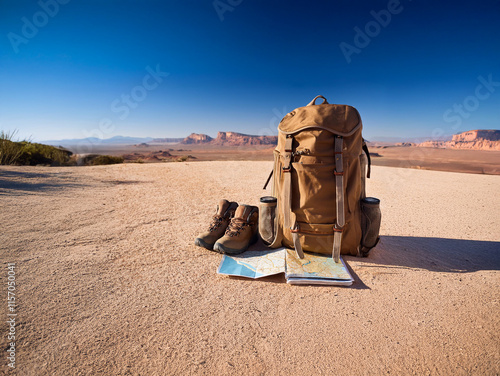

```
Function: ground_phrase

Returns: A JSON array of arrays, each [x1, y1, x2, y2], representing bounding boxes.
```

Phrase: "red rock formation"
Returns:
[[212, 132, 278, 146], [180, 131, 277, 146], [452, 130, 500, 142], [181, 133, 213, 144], [418, 130, 500, 151]]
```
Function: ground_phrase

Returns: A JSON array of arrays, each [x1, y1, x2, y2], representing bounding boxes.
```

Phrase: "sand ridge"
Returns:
[[0, 162, 499, 375]]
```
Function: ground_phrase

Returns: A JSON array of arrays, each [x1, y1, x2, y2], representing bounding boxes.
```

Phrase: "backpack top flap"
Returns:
[[279, 101, 361, 136]]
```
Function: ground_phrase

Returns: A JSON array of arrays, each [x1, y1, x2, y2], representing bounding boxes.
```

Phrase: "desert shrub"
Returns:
[[66, 155, 78, 166], [0, 138, 24, 165], [0, 131, 72, 165], [16, 142, 71, 165], [89, 155, 124, 165]]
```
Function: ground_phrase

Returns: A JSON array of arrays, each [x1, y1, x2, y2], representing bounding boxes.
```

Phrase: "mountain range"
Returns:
[[42, 132, 278, 147], [42, 135, 155, 146]]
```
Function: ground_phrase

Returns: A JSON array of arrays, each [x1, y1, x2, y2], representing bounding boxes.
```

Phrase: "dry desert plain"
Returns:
[[0, 159, 499, 375], [79, 143, 500, 175]]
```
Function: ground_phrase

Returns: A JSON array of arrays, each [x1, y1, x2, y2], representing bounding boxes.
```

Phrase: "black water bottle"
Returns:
[[360, 197, 381, 255], [259, 196, 277, 245]]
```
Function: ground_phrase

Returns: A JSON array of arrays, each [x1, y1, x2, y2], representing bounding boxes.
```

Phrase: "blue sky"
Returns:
[[0, 0, 499, 142]]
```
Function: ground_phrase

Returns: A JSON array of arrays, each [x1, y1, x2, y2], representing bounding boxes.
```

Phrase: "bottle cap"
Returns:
[[362, 197, 380, 205], [260, 196, 277, 204]]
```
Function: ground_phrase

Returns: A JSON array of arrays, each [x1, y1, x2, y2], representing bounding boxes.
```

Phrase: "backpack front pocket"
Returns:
[[292, 222, 334, 255], [291, 162, 336, 224]]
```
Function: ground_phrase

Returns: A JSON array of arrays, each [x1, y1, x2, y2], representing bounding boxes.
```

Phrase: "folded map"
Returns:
[[217, 247, 354, 286], [285, 248, 354, 286]]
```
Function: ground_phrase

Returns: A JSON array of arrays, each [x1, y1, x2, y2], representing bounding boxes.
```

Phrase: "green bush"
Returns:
[[89, 155, 124, 166], [0, 131, 72, 165], [0, 139, 23, 165], [16, 141, 71, 165]]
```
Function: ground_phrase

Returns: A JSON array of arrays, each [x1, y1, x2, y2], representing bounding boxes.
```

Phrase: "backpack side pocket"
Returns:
[[359, 197, 381, 256]]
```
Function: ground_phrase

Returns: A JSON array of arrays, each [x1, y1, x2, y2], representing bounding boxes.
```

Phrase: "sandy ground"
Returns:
[[0, 162, 499, 375]]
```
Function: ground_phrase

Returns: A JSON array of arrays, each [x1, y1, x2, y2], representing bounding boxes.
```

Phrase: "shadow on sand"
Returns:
[[0, 169, 148, 195], [231, 236, 499, 287], [348, 235, 500, 273], [0, 169, 82, 195]]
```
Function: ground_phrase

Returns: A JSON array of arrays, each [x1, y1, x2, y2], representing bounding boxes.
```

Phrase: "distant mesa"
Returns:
[[418, 129, 500, 151], [213, 132, 278, 146], [181, 133, 214, 144], [181, 132, 278, 146], [452, 129, 500, 142]]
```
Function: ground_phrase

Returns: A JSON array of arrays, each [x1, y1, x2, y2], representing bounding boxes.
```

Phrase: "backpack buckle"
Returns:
[[284, 135, 293, 152], [283, 135, 294, 172]]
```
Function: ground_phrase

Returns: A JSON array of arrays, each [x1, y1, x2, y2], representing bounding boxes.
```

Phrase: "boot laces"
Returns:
[[225, 219, 250, 237], [208, 215, 225, 232]]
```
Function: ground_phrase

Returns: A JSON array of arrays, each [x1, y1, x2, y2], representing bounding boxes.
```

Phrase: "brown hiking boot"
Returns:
[[195, 199, 238, 250], [213, 205, 259, 255]]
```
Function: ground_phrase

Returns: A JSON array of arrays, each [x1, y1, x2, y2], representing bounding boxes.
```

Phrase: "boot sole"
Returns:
[[213, 233, 259, 255], [194, 238, 215, 251]]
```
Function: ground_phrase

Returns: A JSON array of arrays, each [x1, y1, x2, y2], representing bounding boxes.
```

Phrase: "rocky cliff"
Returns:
[[181, 132, 277, 146], [418, 129, 500, 151], [181, 133, 214, 144], [212, 132, 277, 146], [452, 130, 500, 142]]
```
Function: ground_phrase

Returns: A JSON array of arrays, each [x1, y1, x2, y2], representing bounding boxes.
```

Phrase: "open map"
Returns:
[[217, 248, 286, 278], [285, 249, 354, 285], [217, 247, 353, 286]]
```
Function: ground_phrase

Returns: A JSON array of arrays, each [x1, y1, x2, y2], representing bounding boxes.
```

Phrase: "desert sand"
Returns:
[[0, 162, 499, 375]]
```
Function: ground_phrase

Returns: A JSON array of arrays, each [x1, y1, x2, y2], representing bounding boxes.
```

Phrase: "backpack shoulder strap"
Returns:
[[282, 135, 304, 258], [333, 135, 345, 263], [362, 141, 372, 179]]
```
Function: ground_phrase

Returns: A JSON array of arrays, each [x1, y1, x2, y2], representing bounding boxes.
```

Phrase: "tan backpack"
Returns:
[[260, 95, 381, 262]]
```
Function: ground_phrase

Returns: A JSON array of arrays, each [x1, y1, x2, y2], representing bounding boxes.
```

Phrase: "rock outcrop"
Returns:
[[181, 132, 277, 146], [395, 142, 416, 147], [212, 132, 277, 146], [181, 133, 214, 144], [418, 130, 500, 151], [452, 130, 499, 142]]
